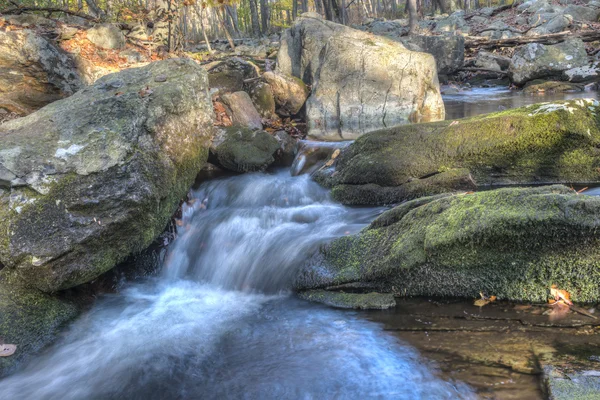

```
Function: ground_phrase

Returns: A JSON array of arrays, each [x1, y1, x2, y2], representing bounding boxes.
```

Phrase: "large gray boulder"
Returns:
[[563, 4, 600, 21], [509, 38, 589, 86], [262, 71, 309, 116], [0, 27, 83, 114], [277, 15, 444, 141], [0, 59, 213, 293], [210, 127, 280, 172]]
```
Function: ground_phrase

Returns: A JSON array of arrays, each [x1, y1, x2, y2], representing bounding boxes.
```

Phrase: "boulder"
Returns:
[[207, 57, 260, 95], [262, 71, 309, 116], [564, 62, 600, 83], [315, 99, 600, 205], [509, 38, 589, 86], [433, 13, 471, 35], [278, 16, 443, 140], [523, 80, 584, 93], [221, 91, 263, 130], [249, 82, 277, 119], [210, 127, 280, 172], [473, 51, 511, 72], [86, 23, 126, 50], [563, 4, 600, 21], [0, 59, 213, 293], [0, 28, 83, 114], [273, 130, 298, 166], [296, 185, 600, 303], [402, 34, 464, 75], [527, 14, 572, 36], [297, 290, 396, 309]]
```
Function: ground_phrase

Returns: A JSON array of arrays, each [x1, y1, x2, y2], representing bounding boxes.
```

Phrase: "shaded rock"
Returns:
[[509, 38, 588, 86], [86, 23, 126, 50], [315, 99, 600, 205], [211, 127, 279, 172], [527, 14, 572, 36], [0, 59, 213, 293], [120, 49, 144, 63], [262, 71, 309, 116], [249, 81, 277, 119], [0, 280, 79, 377], [563, 4, 600, 21], [296, 185, 600, 303], [280, 17, 443, 140], [297, 290, 396, 310], [474, 51, 511, 71], [273, 130, 298, 166], [433, 13, 471, 35], [221, 91, 263, 130], [403, 34, 464, 75], [0, 28, 83, 114], [234, 44, 268, 59], [207, 57, 260, 95]]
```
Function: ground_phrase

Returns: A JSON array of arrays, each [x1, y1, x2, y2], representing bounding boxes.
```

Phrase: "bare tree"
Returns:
[[407, 0, 417, 33]]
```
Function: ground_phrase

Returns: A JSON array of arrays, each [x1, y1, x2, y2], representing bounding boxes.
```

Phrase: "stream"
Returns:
[[1, 88, 600, 399]]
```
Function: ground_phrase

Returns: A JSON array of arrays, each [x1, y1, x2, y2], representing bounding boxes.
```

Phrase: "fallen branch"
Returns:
[[465, 30, 600, 50], [0, 6, 100, 22]]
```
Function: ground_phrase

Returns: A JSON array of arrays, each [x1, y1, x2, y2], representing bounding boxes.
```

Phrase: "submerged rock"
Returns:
[[316, 99, 600, 205], [211, 127, 279, 172], [276, 13, 444, 140], [0, 59, 213, 293], [298, 290, 396, 310], [296, 185, 600, 302]]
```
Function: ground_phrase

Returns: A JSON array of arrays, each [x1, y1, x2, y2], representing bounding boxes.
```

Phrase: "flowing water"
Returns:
[[0, 170, 474, 400]]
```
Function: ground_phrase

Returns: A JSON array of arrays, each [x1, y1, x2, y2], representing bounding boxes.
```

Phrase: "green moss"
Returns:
[[297, 185, 600, 303], [321, 99, 600, 205], [297, 290, 396, 309]]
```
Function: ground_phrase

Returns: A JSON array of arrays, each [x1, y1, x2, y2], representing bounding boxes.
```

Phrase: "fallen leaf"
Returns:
[[449, 120, 460, 126], [0, 344, 16, 357], [514, 304, 532, 311], [550, 285, 573, 305], [330, 149, 341, 159], [547, 301, 570, 321], [474, 292, 496, 307]]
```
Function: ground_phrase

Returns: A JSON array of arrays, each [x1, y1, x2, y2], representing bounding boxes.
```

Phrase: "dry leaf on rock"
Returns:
[[474, 292, 496, 307], [0, 344, 17, 357]]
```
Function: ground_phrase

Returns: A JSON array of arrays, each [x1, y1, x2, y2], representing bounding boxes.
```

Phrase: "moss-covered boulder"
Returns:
[[316, 99, 600, 205], [0, 58, 213, 293], [210, 127, 280, 173], [296, 185, 600, 303], [298, 290, 396, 309], [0, 278, 79, 377]]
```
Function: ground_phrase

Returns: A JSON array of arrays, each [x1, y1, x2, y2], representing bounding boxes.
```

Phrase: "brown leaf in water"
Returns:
[[550, 285, 573, 305], [514, 304, 532, 311], [474, 292, 496, 307], [0, 344, 16, 357], [547, 302, 570, 321]]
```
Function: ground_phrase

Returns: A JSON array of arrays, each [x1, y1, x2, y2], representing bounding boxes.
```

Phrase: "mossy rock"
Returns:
[[296, 185, 600, 303], [0, 59, 213, 292], [523, 80, 584, 94], [212, 127, 280, 173], [0, 278, 79, 377], [298, 290, 396, 309], [316, 99, 600, 205]]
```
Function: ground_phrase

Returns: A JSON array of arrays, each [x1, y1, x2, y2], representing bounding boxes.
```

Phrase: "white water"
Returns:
[[0, 170, 474, 400]]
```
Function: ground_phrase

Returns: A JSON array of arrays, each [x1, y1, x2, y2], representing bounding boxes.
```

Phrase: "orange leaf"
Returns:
[[550, 285, 573, 305]]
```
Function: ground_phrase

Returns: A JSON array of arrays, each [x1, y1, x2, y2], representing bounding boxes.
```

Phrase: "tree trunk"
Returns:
[[249, 0, 261, 36], [196, 5, 213, 53], [219, 7, 236, 50], [260, 0, 269, 33], [407, 0, 418, 33]]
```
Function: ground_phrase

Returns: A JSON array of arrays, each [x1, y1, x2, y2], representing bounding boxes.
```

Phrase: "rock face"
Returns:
[[403, 34, 465, 76], [277, 15, 444, 140], [296, 185, 600, 303], [0, 28, 83, 114], [249, 82, 277, 119], [315, 99, 600, 205], [221, 91, 263, 130], [211, 127, 280, 172], [262, 71, 309, 116], [509, 38, 589, 86], [0, 59, 213, 293], [86, 23, 126, 50]]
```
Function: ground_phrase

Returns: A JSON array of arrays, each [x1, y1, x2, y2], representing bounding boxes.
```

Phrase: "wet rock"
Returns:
[[0, 280, 78, 377], [315, 99, 600, 205], [211, 127, 279, 173], [221, 91, 263, 130], [262, 71, 309, 116], [273, 130, 298, 166], [298, 290, 396, 310], [402, 34, 464, 75], [0, 59, 213, 293], [509, 38, 589, 86], [0, 28, 83, 114], [279, 15, 443, 141], [86, 23, 126, 50], [523, 80, 584, 93], [296, 185, 600, 303]]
